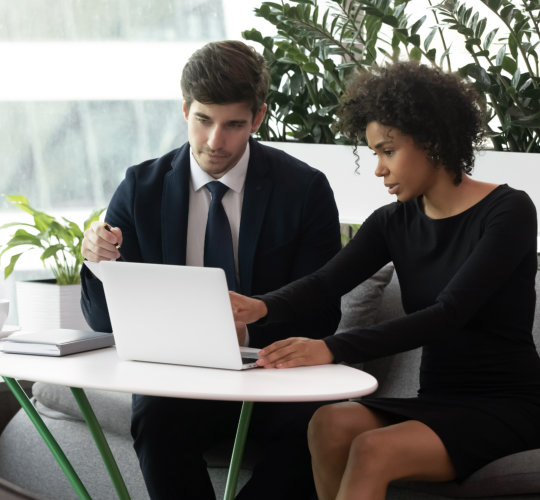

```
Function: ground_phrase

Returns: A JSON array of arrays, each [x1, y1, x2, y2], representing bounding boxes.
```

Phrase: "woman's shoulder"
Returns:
[[482, 184, 536, 214]]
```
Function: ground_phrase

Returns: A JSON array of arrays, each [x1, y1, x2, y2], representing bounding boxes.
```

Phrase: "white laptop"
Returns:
[[84, 261, 260, 370]]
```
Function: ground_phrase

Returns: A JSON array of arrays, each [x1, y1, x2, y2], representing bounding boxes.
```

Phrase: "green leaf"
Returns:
[[382, 15, 398, 27], [483, 28, 498, 50], [302, 61, 319, 73], [508, 32, 518, 59], [495, 44, 506, 67], [3, 253, 22, 280], [242, 28, 264, 44], [475, 17, 487, 38], [424, 27, 437, 51], [501, 55, 517, 75], [500, 5, 514, 24], [410, 46, 422, 61], [5, 229, 43, 249], [41, 244, 64, 260], [411, 16, 426, 35], [511, 68, 521, 88], [284, 112, 306, 125], [513, 111, 540, 128], [485, 0, 503, 11], [408, 34, 421, 47]]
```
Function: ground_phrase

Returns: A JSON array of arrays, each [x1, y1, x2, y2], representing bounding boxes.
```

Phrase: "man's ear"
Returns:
[[250, 103, 267, 133], [182, 101, 190, 121]]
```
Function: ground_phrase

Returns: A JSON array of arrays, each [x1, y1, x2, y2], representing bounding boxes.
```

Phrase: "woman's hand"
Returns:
[[229, 291, 268, 324], [257, 337, 334, 369]]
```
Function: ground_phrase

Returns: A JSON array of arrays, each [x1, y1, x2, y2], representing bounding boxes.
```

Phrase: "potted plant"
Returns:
[[0, 194, 104, 330], [243, 0, 540, 152]]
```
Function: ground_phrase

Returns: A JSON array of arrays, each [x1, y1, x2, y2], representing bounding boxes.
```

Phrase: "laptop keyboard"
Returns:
[[241, 356, 259, 364]]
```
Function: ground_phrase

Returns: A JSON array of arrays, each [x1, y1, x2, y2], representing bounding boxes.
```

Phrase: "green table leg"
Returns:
[[70, 387, 131, 500], [2, 377, 91, 500], [223, 401, 254, 500]]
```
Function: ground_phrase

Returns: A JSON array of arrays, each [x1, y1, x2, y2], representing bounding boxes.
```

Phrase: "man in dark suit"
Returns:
[[80, 40, 341, 500]]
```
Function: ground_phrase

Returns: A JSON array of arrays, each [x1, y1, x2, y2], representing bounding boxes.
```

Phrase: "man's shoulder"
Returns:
[[126, 143, 189, 179], [250, 139, 324, 180]]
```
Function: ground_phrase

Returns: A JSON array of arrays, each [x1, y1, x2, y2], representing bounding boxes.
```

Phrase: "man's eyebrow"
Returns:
[[192, 112, 248, 126], [226, 119, 249, 125]]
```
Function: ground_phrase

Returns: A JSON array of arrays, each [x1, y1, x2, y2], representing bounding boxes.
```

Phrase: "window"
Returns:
[[0, 0, 272, 302]]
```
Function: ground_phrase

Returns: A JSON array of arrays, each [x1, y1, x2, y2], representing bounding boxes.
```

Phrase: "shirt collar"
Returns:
[[190, 143, 250, 193]]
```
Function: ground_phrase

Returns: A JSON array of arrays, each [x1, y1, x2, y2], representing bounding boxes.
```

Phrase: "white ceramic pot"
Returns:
[[15, 280, 90, 331]]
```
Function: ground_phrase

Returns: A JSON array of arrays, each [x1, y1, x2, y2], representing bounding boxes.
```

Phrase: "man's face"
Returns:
[[183, 100, 266, 179]]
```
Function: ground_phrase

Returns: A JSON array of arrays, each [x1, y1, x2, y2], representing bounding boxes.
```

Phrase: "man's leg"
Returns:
[[236, 401, 328, 500], [131, 395, 241, 500]]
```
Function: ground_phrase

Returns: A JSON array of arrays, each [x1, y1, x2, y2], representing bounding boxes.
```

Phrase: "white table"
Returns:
[[0, 347, 378, 499]]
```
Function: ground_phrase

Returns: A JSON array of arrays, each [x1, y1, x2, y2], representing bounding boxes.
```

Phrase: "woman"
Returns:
[[230, 61, 540, 500]]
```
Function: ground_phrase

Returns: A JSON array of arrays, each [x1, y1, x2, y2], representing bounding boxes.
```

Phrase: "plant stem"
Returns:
[[428, 0, 452, 71]]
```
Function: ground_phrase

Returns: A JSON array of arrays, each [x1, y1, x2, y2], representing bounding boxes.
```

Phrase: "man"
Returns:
[[80, 40, 342, 499]]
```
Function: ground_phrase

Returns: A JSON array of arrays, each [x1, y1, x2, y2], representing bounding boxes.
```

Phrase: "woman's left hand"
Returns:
[[257, 337, 334, 369]]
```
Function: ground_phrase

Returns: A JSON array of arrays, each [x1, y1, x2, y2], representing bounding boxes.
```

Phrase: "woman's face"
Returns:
[[366, 121, 440, 202]]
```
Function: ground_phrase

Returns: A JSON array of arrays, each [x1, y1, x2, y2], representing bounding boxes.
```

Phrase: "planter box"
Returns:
[[16, 280, 90, 331]]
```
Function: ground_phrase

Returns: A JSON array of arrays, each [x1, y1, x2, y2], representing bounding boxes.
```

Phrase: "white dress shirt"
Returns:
[[185, 143, 249, 275], [185, 144, 250, 345]]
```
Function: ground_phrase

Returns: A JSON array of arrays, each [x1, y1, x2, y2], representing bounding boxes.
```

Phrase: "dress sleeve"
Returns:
[[325, 190, 537, 363], [261, 205, 393, 325]]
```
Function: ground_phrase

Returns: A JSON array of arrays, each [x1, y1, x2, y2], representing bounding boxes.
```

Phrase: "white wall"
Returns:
[[262, 142, 540, 227]]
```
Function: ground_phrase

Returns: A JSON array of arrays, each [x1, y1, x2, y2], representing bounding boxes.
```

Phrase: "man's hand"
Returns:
[[235, 321, 247, 346], [81, 221, 123, 262], [256, 337, 334, 369], [229, 291, 268, 324]]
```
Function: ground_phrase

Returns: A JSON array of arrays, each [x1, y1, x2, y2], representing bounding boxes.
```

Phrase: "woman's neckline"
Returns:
[[415, 184, 507, 221]]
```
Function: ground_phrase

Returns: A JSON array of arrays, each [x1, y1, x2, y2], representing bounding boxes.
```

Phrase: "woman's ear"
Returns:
[[425, 144, 440, 164]]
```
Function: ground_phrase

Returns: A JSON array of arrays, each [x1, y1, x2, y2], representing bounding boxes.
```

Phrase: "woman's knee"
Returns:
[[308, 402, 366, 451]]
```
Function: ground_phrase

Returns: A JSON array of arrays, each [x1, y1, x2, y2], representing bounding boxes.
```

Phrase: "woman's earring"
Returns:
[[429, 151, 440, 163]]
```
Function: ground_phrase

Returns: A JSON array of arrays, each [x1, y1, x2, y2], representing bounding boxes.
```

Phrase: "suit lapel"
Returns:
[[161, 146, 191, 265], [238, 139, 272, 295]]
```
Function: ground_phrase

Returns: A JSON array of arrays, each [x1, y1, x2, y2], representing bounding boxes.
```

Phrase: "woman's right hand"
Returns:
[[229, 291, 268, 324], [81, 221, 123, 262]]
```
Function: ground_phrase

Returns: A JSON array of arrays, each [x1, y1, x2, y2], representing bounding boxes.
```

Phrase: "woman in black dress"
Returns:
[[230, 61, 540, 500]]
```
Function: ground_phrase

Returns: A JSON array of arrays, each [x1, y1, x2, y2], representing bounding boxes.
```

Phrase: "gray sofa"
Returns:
[[0, 265, 539, 499]]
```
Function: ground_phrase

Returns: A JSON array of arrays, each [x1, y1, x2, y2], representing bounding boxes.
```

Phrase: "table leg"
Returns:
[[223, 401, 254, 500], [1, 377, 91, 500], [70, 387, 131, 500]]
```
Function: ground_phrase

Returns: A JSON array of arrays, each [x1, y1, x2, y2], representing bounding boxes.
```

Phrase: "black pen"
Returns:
[[103, 223, 125, 261]]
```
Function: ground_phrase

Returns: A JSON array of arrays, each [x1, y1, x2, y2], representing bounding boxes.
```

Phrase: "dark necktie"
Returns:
[[204, 181, 236, 290]]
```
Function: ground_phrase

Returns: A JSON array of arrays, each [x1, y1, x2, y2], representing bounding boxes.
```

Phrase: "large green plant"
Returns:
[[243, 0, 540, 152], [0, 195, 104, 285]]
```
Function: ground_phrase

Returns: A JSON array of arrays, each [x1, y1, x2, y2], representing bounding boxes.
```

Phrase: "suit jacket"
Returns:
[[81, 137, 342, 347]]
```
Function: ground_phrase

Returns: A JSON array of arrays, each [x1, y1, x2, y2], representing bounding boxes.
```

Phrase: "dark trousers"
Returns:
[[131, 394, 326, 500]]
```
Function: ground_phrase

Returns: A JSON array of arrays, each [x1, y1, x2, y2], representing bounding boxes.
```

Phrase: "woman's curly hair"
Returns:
[[336, 61, 487, 184]]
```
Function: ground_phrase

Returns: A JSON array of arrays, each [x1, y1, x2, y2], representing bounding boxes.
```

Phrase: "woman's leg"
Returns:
[[308, 402, 456, 500], [308, 402, 392, 500], [337, 420, 456, 500]]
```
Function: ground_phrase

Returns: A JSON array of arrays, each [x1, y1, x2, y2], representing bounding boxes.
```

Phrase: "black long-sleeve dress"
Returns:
[[261, 184, 540, 479]]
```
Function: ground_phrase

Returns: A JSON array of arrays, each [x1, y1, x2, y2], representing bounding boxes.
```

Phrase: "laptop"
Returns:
[[84, 261, 260, 370]]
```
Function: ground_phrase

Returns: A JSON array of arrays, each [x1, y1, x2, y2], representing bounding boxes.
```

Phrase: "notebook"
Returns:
[[0, 329, 114, 356], [84, 261, 260, 370]]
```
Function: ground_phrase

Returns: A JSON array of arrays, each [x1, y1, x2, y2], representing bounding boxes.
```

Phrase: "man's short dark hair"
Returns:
[[181, 40, 269, 117]]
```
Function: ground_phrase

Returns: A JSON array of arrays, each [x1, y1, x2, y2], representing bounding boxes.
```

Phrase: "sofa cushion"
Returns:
[[32, 382, 132, 437], [336, 263, 394, 334], [392, 449, 540, 498]]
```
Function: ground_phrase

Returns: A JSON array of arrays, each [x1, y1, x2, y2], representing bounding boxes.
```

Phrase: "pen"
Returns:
[[103, 223, 125, 261]]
